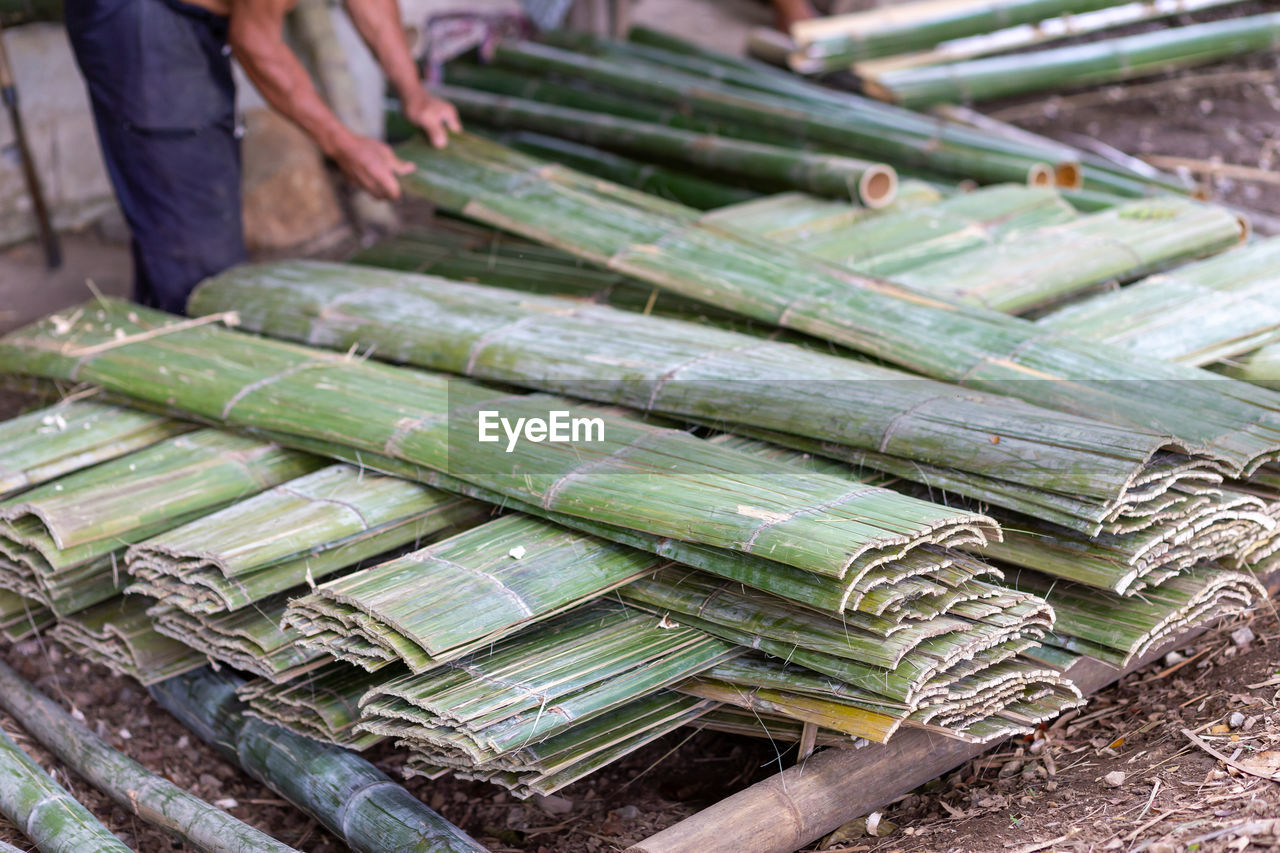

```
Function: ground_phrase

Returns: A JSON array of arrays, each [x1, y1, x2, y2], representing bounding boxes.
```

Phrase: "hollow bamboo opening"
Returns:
[[860, 166, 899, 209], [1027, 163, 1054, 187], [1054, 161, 1083, 189]]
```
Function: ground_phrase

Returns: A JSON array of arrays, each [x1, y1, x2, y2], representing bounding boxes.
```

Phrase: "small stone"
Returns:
[[117, 728, 131, 740], [999, 760, 1023, 778], [198, 773, 221, 791], [535, 794, 574, 816], [1163, 650, 1185, 667], [1230, 711, 1247, 729], [213, 798, 238, 810], [1103, 771, 1126, 788], [1231, 626, 1256, 648], [1148, 843, 1177, 853], [866, 812, 882, 837], [614, 805, 640, 821], [176, 735, 189, 750]]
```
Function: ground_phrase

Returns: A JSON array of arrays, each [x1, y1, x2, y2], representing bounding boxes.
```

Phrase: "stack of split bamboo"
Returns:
[[0, 93, 1278, 828]]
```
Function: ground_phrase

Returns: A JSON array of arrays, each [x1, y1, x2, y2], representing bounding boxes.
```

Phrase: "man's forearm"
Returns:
[[342, 0, 422, 105], [229, 2, 353, 157]]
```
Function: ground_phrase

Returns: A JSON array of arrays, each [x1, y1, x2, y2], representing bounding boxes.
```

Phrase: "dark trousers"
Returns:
[[66, 0, 246, 314]]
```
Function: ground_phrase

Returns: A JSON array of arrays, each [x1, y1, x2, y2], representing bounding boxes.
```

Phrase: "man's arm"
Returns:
[[342, 0, 460, 148], [229, 0, 412, 199]]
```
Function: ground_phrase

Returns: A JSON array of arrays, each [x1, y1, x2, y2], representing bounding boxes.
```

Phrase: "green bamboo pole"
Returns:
[[148, 668, 488, 853], [442, 84, 899, 206], [506, 132, 757, 209], [866, 13, 1280, 106], [849, 0, 1250, 77], [0, 725, 131, 853], [788, 0, 1127, 67], [0, 659, 297, 853], [620, 25, 1188, 195], [489, 41, 1060, 186]]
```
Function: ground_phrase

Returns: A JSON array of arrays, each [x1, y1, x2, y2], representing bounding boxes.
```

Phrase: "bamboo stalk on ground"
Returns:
[[149, 667, 488, 853], [389, 133, 1280, 475], [442, 85, 900, 206], [864, 13, 1280, 106], [0, 724, 131, 853], [0, 659, 298, 853]]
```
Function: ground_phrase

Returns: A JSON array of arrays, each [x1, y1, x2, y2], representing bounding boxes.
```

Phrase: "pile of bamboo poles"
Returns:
[[767, 0, 1278, 109], [439, 29, 1194, 199]]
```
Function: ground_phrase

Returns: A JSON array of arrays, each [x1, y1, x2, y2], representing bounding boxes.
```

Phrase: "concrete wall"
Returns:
[[0, 23, 117, 247]]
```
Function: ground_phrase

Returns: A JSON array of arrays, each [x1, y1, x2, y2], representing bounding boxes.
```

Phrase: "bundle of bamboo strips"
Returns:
[[284, 514, 664, 671], [0, 398, 187, 499], [355, 605, 736, 776], [1039, 238, 1280, 365], [240, 661, 389, 750], [0, 430, 319, 615], [706, 184, 1078, 276], [865, 12, 1280, 106], [0, 300, 1006, 619], [439, 85, 901, 206], [386, 134, 1280, 475], [51, 596, 205, 685], [149, 668, 489, 853], [151, 594, 323, 682], [192, 260, 1227, 538], [127, 463, 487, 614], [713, 191, 1246, 314], [0, 724, 132, 852], [401, 691, 718, 799], [1013, 565, 1265, 666], [0, 588, 50, 641]]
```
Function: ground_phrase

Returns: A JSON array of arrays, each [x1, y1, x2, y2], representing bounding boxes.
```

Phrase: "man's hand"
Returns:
[[402, 89, 462, 149], [330, 133, 415, 200]]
